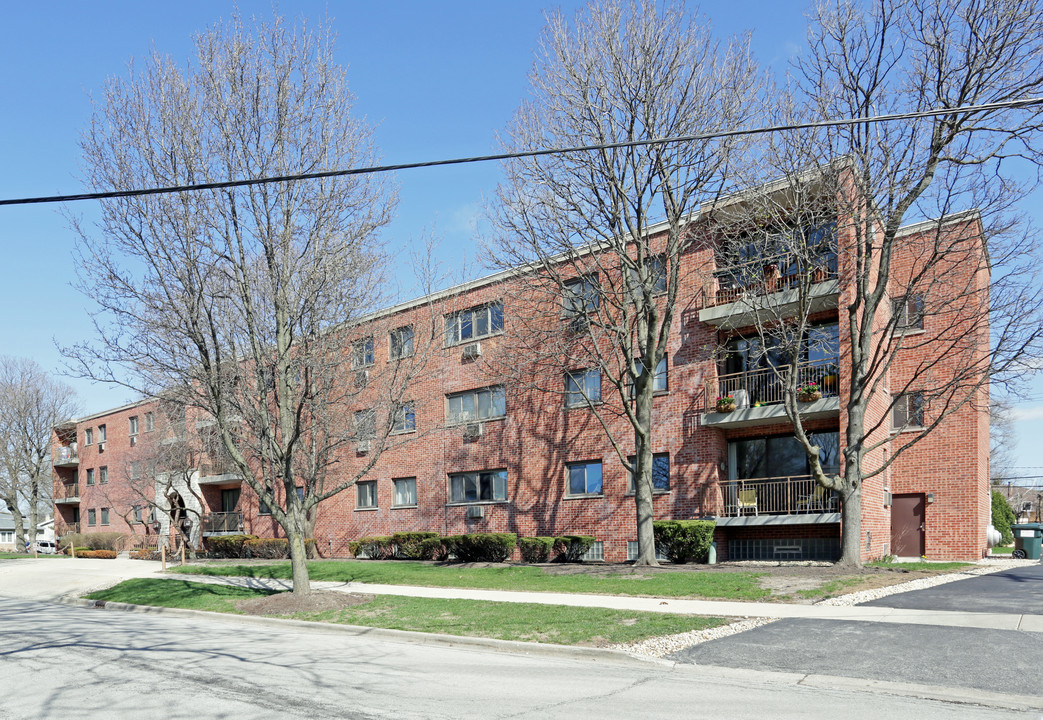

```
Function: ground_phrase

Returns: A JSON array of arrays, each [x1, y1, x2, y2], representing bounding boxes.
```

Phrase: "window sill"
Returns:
[[390, 429, 417, 436], [564, 493, 604, 500], [892, 328, 926, 337], [391, 504, 417, 510], [445, 500, 507, 507], [444, 330, 505, 349], [447, 415, 506, 427], [625, 490, 672, 497], [354, 506, 379, 512], [565, 402, 603, 410], [388, 355, 414, 363], [890, 426, 924, 435]]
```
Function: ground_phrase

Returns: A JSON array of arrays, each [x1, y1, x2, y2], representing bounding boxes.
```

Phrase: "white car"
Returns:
[[34, 540, 58, 554]]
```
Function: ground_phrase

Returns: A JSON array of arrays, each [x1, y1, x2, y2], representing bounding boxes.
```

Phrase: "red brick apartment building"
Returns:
[[52, 204, 990, 563]]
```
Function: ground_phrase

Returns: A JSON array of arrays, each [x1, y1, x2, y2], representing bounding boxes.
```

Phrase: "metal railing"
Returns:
[[54, 481, 80, 501], [705, 357, 839, 412], [201, 512, 243, 535], [54, 445, 79, 466], [55, 522, 80, 536], [720, 475, 840, 517], [708, 251, 838, 308]]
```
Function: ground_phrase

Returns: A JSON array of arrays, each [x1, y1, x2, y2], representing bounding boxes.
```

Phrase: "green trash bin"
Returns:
[[1011, 523, 1043, 560]]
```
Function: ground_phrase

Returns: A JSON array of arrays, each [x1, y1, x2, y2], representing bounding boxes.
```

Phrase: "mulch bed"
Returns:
[[236, 590, 375, 616]]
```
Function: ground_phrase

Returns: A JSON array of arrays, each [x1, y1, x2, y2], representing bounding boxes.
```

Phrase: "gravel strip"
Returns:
[[611, 617, 778, 658], [815, 558, 1038, 607]]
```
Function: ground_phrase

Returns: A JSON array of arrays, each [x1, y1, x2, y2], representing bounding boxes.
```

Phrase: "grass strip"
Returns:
[[0, 552, 68, 560], [86, 578, 277, 613], [989, 546, 1014, 555], [169, 560, 771, 600], [85, 578, 728, 645]]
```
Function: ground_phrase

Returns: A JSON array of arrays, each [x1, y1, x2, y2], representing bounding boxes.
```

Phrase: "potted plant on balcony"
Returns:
[[715, 395, 736, 413], [796, 381, 822, 403]]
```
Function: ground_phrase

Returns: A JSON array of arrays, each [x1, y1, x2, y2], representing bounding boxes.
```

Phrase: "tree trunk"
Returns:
[[633, 386, 659, 566], [288, 530, 311, 595]]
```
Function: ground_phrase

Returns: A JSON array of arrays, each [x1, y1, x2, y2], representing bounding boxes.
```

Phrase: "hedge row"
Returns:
[[61, 532, 125, 551], [652, 520, 716, 564], [77, 549, 117, 559], [205, 534, 316, 559]]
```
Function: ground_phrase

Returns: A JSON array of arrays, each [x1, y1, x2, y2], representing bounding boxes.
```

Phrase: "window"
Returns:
[[563, 274, 600, 316], [295, 487, 305, 503], [392, 402, 416, 433], [447, 386, 506, 424], [99, 466, 108, 484], [354, 409, 376, 439], [892, 392, 925, 430], [393, 477, 417, 507], [445, 302, 504, 345], [390, 326, 415, 360], [352, 337, 375, 368], [129, 462, 140, 480], [129, 416, 139, 437], [86, 468, 95, 486], [98, 425, 107, 443], [629, 255, 667, 295], [449, 470, 507, 503], [568, 461, 603, 496], [730, 432, 840, 479], [144, 412, 155, 432], [634, 356, 668, 394], [133, 505, 143, 523], [628, 454, 671, 493], [87, 509, 96, 527], [100, 508, 110, 526], [84, 428, 93, 445], [258, 486, 273, 516], [357, 480, 377, 509], [893, 294, 925, 331], [565, 369, 601, 407]]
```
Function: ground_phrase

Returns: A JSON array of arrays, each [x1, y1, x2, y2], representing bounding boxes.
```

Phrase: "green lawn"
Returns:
[[0, 552, 68, 560], [87, 578, 728, 645], [169, 560, 772, 600], [990, 546, 1015, 555]]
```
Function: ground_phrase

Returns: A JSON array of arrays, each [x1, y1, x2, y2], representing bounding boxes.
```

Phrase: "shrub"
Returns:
[[62, 532, 125, 551], [129, 549, 161, 561], [419, 537, 449, 561], [992, 491, 1017, 545], [553, 535, 595, 562], [206, 534, 258, 558], [78, 550, 117, 559], [518, 537, 555, 563], [391, 532, 440, 560], [349, 536, 394, 559], [242, 538, 316, 559], [69, 546, 91, 556], [653, 519, 716, 564], [447, 533, 517, 562]]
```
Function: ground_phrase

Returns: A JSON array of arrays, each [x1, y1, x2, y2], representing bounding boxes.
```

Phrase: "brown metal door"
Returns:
[[891, 493, 925, 557]]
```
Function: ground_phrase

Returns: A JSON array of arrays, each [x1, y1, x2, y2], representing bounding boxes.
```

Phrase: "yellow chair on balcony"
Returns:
[[737, 489, 758, 516]]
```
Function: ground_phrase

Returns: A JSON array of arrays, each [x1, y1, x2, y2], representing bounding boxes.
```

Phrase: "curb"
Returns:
[[55, 595, 670, 669]]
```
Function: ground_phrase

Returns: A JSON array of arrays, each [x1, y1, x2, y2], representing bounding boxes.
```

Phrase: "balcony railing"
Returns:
[[53, 445, 79, 467], [705, 357, 838, 412], [721, 475, 840, 517], [708, 251, 838, 308], [55, 522, 81, 536], [54, 481, 80, 502], [201, 512, 243, 535]]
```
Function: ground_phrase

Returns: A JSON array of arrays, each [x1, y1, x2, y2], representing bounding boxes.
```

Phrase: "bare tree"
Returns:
[[64, 13, 421, 594], [484, 0, 759, 564], [0, 357, 78, 553], [708, 0, 1043, 566]]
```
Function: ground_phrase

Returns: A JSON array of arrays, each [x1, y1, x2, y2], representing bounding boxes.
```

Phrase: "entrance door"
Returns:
[[891, 493, 926, 557]]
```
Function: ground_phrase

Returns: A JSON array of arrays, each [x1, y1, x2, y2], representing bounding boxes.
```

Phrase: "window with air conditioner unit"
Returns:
[[447, 386, 506, 424], [390, 325, 415, 360], [461, 342, 482, 360], [445, 302, 504, 345], [449, 470, 507, 503], [463, 422, 484, 439], [352, 337, 375, 369]]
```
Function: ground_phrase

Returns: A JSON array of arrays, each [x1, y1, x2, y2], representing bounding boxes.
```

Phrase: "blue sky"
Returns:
[[2, 1, 1041, 479]]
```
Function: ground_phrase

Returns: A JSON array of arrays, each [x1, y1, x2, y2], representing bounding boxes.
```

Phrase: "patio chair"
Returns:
[[737, 489, 758, 516]]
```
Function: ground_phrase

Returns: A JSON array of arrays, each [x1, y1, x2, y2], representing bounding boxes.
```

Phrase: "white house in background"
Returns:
[[0, 512, 18, 551]]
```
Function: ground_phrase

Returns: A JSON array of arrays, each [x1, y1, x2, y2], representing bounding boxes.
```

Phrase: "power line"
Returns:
[[2, 96, 1041, 208]]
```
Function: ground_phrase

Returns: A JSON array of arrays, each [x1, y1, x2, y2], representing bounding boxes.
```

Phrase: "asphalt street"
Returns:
[[863, 562, 1043, 614], [0, 597, 1032, 719]]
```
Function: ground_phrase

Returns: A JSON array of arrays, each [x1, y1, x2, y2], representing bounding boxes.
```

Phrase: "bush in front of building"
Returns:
[[77, 549, 118, 559], [653, 519, 716, 563], [206, 534, 259, 558], [992, 490, 1017, 545], [349, 536, 394, 559], [444, 533, 517, 562], [518, 536, 555, 563], [391, 532, 441, 559], [62, 532, 126, 551], [552, 535, 595, 562], [418, 537, 449, 561], [240, 537, 317, 559]]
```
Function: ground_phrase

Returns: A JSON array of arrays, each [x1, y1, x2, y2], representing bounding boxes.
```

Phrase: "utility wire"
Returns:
[[2, 96, 1042, 208]]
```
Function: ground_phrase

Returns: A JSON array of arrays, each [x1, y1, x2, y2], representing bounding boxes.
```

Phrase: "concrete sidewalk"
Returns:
[[170, 571, 1043, 633]]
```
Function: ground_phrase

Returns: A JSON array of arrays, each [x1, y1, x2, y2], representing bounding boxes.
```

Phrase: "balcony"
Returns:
[[55, 522, 80, 537], [201, 512, 243, 536], [197, 462, 245, 486], [700, 252, 839, 328], [716, 475, 840, 527], [53, 445, 79, 467], [702, 357, 840, 428], [54, 481, 80, 504]]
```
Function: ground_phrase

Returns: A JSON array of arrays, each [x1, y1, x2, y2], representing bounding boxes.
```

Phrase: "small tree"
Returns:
[[991, 490, 1017, 545], [485, 0, 759, 564], [64, 13, 425, 594], [0, 357, 78, 552]]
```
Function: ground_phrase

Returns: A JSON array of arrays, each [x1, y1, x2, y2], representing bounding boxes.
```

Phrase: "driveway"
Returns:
[[0, 557, 162, 601], [862, 562, 1043, 614]]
